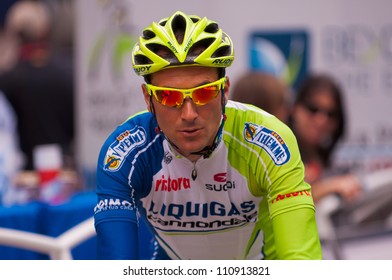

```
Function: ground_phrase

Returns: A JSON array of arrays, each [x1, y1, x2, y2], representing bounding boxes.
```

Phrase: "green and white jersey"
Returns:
[[95, 100, 318, 260]]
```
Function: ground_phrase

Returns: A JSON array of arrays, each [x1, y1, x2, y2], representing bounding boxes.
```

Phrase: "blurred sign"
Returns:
[[249, 30, 309, 90], [320, 24, 392, 173], [75, 0, 145, 189]]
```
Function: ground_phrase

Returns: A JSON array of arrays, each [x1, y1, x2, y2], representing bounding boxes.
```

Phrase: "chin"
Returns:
[[180, 143, 206, 155]]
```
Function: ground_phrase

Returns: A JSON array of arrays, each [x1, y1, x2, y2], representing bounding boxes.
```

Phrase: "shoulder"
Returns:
[[101, 110, 158, 148], [225, 100, 295, 144], [224, 100, 299, 166], [98, 111, 161, 169]]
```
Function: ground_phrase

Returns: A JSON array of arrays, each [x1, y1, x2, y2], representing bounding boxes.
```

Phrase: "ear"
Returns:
[[224, 76, 230, 104], [141, 84, 152, 112]]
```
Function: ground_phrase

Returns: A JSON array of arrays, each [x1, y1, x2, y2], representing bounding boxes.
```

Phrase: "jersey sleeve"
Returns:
[[261, 116, 321, 259], [94, 141, 140, 259], [94, 113, 161, 259], [272, 208, 322, 259], [267, 129, 316, 218], [93, 120, 147, 259], [95, 220, 139, 259]]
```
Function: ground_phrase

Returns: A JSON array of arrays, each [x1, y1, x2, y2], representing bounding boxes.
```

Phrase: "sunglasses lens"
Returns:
[[149, 78, 224, 108], [304, 103, 337, 119], [192, 86, 220, 105], [326, 111, 337, 119], [154, 90, 183, 107], [305, 104, 319, 114]]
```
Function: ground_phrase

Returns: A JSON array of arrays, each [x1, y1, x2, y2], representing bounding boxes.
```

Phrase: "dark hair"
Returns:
[[290, 74, 346, 167]]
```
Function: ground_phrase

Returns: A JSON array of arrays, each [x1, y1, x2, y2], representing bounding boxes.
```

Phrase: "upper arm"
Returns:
[[95, 219, 139, 259], [94, 136, 140, 259]]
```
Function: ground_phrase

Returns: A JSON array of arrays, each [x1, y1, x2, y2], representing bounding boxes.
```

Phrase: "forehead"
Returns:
[[308, 90, 337, 108], [150, 66, 219, 87]]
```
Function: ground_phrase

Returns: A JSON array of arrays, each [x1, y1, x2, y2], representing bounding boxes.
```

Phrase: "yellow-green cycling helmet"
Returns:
[[132, 11, 234, 76]]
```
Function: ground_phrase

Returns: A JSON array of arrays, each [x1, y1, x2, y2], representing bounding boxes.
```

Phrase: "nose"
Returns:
[[180, 97, 198, 121]]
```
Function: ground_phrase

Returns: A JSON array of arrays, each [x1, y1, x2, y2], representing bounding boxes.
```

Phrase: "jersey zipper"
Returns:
[[191, 162, 197, 181]]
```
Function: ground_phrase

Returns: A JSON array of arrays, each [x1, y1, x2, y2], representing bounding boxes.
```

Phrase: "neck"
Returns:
[[167, 140, 204, 162], [183, 152, 202, 162]]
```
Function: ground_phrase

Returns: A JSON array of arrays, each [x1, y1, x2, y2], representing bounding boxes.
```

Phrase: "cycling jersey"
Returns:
[[94, 100, 322, 259]]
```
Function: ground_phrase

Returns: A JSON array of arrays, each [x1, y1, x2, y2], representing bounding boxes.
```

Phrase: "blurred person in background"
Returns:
[[289, 73, 362, 204], [0, 90, 23, 204], [0, 0, 75, 171], [0, 0, 77, 204], [230, 71, 291, 123]]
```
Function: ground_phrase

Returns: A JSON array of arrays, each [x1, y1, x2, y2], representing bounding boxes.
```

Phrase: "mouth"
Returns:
[[179, 127, 202, 136]]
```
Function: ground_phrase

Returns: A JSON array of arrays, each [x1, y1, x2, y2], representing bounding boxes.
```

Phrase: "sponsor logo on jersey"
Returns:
[[94, 198, 134, 214], [163, 151, 173, 164], [243, 123, 290, 165], [148, 200, 255, 219], [104, 127, 147, 171], [148, 212, 257, 230], [213, 172, 226, 182], [271, 190, 311, 204], [205, 172, 236, 192], [155, 175, 191, 192], [147, 200, 257, 230], [205, 181, 236, 192]]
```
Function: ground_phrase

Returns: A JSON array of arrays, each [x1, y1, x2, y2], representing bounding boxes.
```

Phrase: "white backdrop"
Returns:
[[75, 0, 392, 188]]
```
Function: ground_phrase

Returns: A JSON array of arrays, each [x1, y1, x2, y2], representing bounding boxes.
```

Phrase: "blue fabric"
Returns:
[[0, 201, 45, 259], [0, 191, 156, 259], [0, 191, 97, 259], [41, 191, 97, 259]]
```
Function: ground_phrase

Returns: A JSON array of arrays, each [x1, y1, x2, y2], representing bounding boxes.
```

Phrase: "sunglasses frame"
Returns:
[[302, 102, 338, 119], [145, 77, 226, 108]]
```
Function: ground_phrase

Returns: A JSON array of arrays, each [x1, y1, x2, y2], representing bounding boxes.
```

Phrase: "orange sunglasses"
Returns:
[[145, 77, 226, 108]]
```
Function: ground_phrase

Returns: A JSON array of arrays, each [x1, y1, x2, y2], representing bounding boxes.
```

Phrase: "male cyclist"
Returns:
[[94, 11, 322, 260]]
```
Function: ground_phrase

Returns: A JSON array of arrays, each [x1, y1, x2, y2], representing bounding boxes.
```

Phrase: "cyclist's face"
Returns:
[[142, 66, 229, 160]]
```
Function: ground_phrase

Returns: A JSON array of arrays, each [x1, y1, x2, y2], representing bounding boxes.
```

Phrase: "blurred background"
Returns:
[[0, 0, 391, 259]]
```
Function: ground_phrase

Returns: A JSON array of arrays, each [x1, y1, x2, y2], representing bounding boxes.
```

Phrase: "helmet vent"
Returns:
[[188, 38, 214, 57], [142, 29, 156, 40], [190, 16, 200, 23], [212, 45, 231, 58], [171, 14, 186, 44], [134, 54, 153, 65], [205, 23, 219, 34], [147, 43, 178, 62]]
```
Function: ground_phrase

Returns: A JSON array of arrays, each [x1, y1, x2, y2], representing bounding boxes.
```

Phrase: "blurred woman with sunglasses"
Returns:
[[289, 74, 362, 203]]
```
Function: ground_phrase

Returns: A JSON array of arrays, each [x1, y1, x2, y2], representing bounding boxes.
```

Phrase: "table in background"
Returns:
[[0, 191, 154, 260]]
